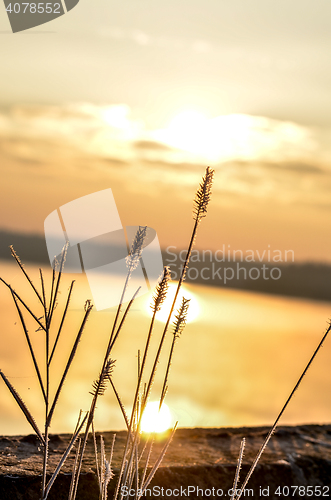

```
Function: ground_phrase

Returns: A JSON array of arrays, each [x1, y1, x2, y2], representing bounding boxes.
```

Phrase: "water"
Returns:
[[0, 260, 330, 435]]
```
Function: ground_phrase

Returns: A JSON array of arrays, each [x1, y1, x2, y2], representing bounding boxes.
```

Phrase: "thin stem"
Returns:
[[48, 268, 56, 323], [47, 251, 66, 326], [10, 246, 44, 306], [231, 438, 245, 500], [39, 269, 47, 308], [40, 269, 48, 329], [0, 370, 45, 445], [49, 281, 75, 365], [92, 420, 101, 494], [107, 286, 141, 356], [42, 302, 50, 498], [119, 202, 205, 498], [234, 322, 331, 500], [0, 278, 46, 332], [72, 287, 140, 500], [108, 225, 147, 350], [109, 378, 130, 431], [159, 297, 189, 408], [44, 412, 88, 499], [107, 272, 131, 350], [144, 217, 199, 408], [138, 423, 178, 497], [47, 302, 93, 426], [68, 438, 81, 500], [140, 435, 154, 489], [11, 291, 47, 404], [114, 311, 157, 499], [159, 336, 176, 409], [121, 170, 214, 499], [41, 423, 49, 499]]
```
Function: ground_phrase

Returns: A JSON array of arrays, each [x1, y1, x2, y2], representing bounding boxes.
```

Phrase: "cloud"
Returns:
[[133, 140, 174, 151], [267, 161, 325, 175], [223, 159, 326, 176], [142, 158, 207, 172], [153, 113, 322, 164], [1, 103, 331, 209], [101, 26, 210, 52]]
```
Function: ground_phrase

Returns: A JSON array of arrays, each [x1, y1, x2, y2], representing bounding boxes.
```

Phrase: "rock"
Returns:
[[0, 425, 330, 499]]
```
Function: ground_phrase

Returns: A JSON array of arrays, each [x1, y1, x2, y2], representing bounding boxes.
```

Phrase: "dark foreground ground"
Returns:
[[0, 425, 330, 500]]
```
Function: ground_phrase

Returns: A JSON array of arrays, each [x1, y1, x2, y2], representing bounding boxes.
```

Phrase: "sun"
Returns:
[[153, 109, 263, 163], [156, 110, 208, 153], [141, 401, 172, 433], [153, 109, 220, 160], [168, 110, 208, 134]]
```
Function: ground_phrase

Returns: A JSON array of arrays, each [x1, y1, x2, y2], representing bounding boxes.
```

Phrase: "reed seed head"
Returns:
[[173, 297, 190, 338], [152, 266, 171, 313], [90, 358, 115, 397], [193, 166, 214, 222], [84, 299, 93, 312], [10, 246, 22, 265], [126, 226, 148, 272]]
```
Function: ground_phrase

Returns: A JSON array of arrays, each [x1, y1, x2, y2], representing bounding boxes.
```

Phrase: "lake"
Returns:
[[0, 260, 330, 435]]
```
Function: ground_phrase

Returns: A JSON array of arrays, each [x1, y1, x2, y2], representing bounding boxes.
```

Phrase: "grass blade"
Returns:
[[139, 423, 177, 497], [10, 290, 47, 404], [74, 288, 140, 500], [231, 438, 245, 500], [44, 412, 88, 499], [109, 378, 130, 431], [140, 435, 154, 489], [10, 246, 44, 306], [68, 437, 81, 500], [47, 301, 93, 425], [0, 277, 46, 332], [47, 243, 68, 326], [0, 370, 45, 446], [49, 280, 75, 365], [107, 286, 142, 357], [118, 169, 215, 497], [159, 297, 190, 407], [92, 420, 101, 493], [234, 322, 331, 500]]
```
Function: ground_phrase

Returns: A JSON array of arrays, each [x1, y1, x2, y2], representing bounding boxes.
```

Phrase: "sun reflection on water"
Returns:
[[141, 401, 173, 433], [146, 282, 200, 323]]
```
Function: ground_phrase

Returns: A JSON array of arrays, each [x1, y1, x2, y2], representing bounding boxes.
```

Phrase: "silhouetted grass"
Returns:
[[0, 167, 214, 500], [1, 165, 329, 500]]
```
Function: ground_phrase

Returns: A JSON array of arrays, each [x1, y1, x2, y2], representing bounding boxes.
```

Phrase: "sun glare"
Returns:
[[154, 110, 281, 163], [101, 105, 130, 129], [141, 401, 172, 433], [156, 110, 215, 158], [169, 110, 208, 132], [147, 283, 200, 323]]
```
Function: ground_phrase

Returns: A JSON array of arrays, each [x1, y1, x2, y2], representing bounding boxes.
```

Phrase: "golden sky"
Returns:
[[1, 1, 331, 261]]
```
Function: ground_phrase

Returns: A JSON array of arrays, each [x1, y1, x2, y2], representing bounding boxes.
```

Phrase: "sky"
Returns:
[[1, 1, 331, 261]]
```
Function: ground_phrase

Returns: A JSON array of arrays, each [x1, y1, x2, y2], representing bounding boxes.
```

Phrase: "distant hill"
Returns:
[[163, 252, 331, 302], [1, 230, 331, 302], [0, 230, 49, 264]]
